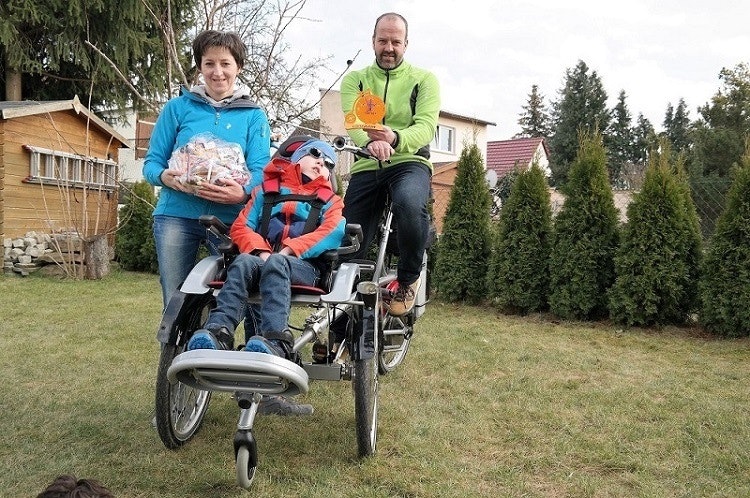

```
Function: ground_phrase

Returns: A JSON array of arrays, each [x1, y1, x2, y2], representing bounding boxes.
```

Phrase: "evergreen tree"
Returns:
[[662, 99, 692, 153], [486, 163, 552, 313], [116, 181, 158, 273], [690, 63, 750, 177], [633, 113, 657, 165], [548, 60, 610, 187], [606, 90, 636, 186], [548, 131, 620, 320], [516, 84, 552, 138], [433, 143, 492, 303], [671, 99, 692, 152], [609, 140, 703, 326], [0, 0, 194, 113], [699, 143, 750, 337]]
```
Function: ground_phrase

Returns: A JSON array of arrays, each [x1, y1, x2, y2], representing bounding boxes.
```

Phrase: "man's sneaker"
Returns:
[[388, 278, 420, 316], [257, 395, 314, 416], [187, 326, 234, 351]]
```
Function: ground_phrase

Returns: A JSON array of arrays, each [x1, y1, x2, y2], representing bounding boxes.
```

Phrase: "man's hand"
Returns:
[[366, 126, 397, 161]]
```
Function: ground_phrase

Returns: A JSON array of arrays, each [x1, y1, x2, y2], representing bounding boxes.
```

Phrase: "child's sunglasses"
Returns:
[[308, 147, 336, 169]]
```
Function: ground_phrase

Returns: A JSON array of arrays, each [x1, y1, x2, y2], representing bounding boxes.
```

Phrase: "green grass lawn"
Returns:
[[1, 269, 749, 497]]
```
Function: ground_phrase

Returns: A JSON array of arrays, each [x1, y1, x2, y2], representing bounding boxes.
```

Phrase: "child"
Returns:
[[188, 139, 345, 363]]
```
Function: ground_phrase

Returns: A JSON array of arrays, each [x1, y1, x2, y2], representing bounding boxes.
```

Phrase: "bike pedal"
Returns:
[[311, 341, 330, 364], [333, 342, 350, 365]]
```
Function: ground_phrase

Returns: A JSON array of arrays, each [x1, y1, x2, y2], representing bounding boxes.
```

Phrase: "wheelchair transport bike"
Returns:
[[153, 136, 430, 489]]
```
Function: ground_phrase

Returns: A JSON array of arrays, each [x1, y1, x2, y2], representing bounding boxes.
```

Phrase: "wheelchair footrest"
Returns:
[[167, 350, 309, 397]]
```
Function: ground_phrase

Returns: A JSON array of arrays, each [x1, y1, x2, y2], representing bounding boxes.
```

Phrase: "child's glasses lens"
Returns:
[[309, 147, 335, 169]]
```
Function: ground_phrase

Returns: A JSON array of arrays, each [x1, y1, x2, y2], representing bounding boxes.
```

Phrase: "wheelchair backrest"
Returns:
[[273, 135, 339, 192]]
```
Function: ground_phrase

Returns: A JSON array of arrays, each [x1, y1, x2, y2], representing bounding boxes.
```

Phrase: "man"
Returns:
[[340, 12, 440, 316]]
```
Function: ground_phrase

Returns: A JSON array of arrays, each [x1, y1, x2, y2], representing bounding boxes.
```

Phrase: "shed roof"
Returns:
[[0, 95, 130, 147], [486, 137, 548, 177]]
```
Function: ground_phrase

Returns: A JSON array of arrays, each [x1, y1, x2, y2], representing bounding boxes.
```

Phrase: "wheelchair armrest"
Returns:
[[199, 215, 236, 255], [199, 215, 229, 235], [337, 223, 362, 256]]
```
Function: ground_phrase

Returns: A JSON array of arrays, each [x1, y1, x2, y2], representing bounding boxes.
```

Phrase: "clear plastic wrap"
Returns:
[[168, 133, 250, 192]]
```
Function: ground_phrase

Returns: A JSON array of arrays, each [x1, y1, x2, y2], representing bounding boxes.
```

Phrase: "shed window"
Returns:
[[23, 145, 117, 191]]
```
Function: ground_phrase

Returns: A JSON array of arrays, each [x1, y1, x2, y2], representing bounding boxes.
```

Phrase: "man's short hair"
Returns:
[[373, 12, 409, 40]]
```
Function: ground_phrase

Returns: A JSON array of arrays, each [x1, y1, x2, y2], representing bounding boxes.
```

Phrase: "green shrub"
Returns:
[[609, 141, 703, 326], [549, 131, 620, 320], [115, 181, 158, 273], [433, 142, 492, 303], [700, 145, 750, 337], [486, 163, 552, 313]]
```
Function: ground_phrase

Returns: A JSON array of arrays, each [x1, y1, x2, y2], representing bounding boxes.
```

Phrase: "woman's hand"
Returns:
[[195, 177, 247, 204], [160, 169, 192, 193]]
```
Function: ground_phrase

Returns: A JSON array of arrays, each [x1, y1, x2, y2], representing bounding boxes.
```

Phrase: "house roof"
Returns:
[[439, 109, 496, 127], [0, 95, 130, 147], [486, 137, 549, 177]]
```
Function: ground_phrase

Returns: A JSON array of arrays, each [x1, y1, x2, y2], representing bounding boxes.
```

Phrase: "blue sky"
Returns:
[[284, 0, 750, 140]]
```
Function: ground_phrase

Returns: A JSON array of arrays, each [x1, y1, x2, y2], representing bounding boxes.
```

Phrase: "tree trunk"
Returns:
[[83, 235, 110, 280], [4, 53, 22, 100]]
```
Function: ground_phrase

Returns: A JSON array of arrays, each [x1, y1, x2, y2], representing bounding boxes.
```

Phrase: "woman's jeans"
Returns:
[[206, 253, 319, 340], [342, 162, 431, 285], [153, 215, 223, 308]]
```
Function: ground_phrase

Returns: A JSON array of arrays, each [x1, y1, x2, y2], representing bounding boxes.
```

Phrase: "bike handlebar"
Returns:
[[332, 136, 374, 160]]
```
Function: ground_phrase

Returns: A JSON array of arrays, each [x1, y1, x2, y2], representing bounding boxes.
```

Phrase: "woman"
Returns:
[[143, 30, 271, 308], [145, 31, 311, 415]]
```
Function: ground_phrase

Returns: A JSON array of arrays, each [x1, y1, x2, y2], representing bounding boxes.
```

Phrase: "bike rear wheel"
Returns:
[[378, 313, 412, 374]]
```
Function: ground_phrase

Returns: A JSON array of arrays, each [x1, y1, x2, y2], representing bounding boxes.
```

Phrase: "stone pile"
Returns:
[[3, 231, 84, 276]]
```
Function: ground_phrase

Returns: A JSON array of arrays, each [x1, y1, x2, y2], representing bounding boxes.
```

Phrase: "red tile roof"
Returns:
[[486, 137, 549, 177]]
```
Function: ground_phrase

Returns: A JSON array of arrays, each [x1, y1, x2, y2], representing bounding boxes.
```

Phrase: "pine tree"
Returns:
[[699, 143, 750, 337], [516, 84, 552, 138], [606, 90, 636, 186], [433, 143, 492, 303], [609, 140, 703, 326], [662, 98, 692, 153], [0, 0, 194, 112], [633, 113, 657, 166], [548, 60, 610, 187], [116, 181, 158, 273], [690, 63, 750, 177], [486, 163, 552, 313], [548, 131, 620, 320]]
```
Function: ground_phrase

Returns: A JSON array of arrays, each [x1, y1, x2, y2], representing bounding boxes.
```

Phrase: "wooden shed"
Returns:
[[0, 96, 129, 240]]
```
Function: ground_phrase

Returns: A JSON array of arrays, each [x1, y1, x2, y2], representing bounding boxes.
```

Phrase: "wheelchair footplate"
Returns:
[[167, 350, 309, 397]]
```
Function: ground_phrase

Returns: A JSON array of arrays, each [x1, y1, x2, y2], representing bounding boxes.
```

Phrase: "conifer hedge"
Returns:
[[433, 143, 492, 303], [699, 146, 750, 337], [486, 164, 552, 313], [608, 143, 703, 326], [548, 132, 620, 320], [115, 181, 158, 273]]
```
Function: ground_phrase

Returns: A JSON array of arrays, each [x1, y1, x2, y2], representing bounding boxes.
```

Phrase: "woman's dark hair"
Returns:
[[192, 30, 247, 69]]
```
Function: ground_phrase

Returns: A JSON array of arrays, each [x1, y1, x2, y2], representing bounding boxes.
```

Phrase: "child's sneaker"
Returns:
[[244, 335, 292, 360], [187, 326, 234, 351]]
